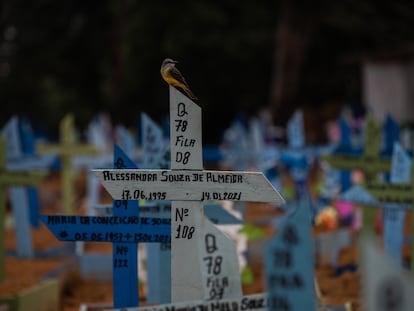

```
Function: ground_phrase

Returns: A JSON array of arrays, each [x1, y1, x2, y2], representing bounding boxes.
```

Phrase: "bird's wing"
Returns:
[[170, 67, 191, 88]]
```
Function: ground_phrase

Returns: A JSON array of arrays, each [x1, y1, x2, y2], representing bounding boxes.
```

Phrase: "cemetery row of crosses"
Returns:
[[2, 87, 414, 311]]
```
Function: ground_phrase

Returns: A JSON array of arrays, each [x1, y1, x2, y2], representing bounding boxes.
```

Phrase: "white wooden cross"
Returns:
[[94, 87, 285, 302]]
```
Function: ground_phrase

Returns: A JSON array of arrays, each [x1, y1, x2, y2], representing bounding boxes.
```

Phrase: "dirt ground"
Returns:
[[0, 169, 388, 311]]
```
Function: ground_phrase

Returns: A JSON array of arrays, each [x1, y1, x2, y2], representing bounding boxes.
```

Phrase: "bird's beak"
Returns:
[[172, 60, 179, 64]]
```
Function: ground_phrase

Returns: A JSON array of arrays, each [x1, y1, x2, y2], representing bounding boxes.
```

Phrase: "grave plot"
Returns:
[[93, 86, 285, 309]]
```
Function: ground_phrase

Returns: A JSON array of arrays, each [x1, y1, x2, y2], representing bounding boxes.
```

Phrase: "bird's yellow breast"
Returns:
[[161, 66, 185, 88]]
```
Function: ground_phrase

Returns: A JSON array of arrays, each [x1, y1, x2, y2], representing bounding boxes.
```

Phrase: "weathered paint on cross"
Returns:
[[265, 200, 315, 311], [0, 136, 46, 280], [36, 114, 99, 214]]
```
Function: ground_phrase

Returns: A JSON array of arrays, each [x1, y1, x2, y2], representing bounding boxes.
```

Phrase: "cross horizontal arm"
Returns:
[[323, 155, 390, 172], [0, 171, 46, 186], [40, 215, 171, 243], [93, 169, 285, 204], [36, 144, 99, 156]]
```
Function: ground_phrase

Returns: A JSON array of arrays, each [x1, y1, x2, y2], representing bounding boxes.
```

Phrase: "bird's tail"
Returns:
[[180, 85, 198, 101]]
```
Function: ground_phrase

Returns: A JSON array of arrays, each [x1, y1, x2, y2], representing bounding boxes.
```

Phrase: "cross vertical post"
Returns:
[[169, 87, 205, 301], [112, 145, 139, 308], [0, 136, 46, 280], [323, 116, 390, 233]]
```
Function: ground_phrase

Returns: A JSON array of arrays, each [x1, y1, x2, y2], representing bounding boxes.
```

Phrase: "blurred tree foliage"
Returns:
[[1, 1, 414, 143]]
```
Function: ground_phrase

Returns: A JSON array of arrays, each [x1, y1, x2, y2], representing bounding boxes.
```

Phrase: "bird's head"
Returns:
[[162, 58, 178, 67]]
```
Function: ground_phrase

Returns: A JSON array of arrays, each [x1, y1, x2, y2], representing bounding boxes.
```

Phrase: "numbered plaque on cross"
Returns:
[[95, 87, 285, 302]]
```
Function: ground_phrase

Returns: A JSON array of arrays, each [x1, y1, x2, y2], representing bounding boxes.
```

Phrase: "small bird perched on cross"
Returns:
[[160, 58, 198, 101]]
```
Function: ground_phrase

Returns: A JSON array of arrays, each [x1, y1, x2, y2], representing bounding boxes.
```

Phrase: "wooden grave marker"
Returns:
[[381, 114, 400, 158], [364, 142, 413, 267], [361, 235, 414, 311], [141, 112, 169, 169], [36, 114, 100, 214], [341, 141, 412, 267], [140, 112, 171, 303], [109, 293, 268, 311], [322, 117, 389, 240], [94, 86, 285, 302], [3, 116, 56, 223], [115, 125, 136, 160], [140, 112, 245, 302], [323, 117, 362, 192], [220, 118, 251, 171], [340, 184, 379, 234], [326, 117, 412, 268], [220, 116, 278, 173], [42, 145, 171, 308], [86, 113, 113, 153], [382, 142, 410, 266], [265, 200, 315, 311], [0, 136, 46, 280], [97, 199, 243, 304], [280, 110, 335, 202], [280, 110, 311, 201], [2, 117, 51, 258], [324, 115, 389, 182]]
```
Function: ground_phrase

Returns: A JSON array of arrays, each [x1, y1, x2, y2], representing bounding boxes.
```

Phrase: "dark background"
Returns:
[[1, 1, 414, 143]]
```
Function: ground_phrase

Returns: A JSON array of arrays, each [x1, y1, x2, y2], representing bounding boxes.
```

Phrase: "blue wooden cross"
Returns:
[[2, 116, 55, 258], [265, 199, 315, 311], [324, 117, 361, 192], [381, 114, 400, 182], [3, 116, 47, 228], [381, 114, 400, 158], [279, 110, 311, 202], [343, 142, 411, 267], [42, 145, 171, 308]]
